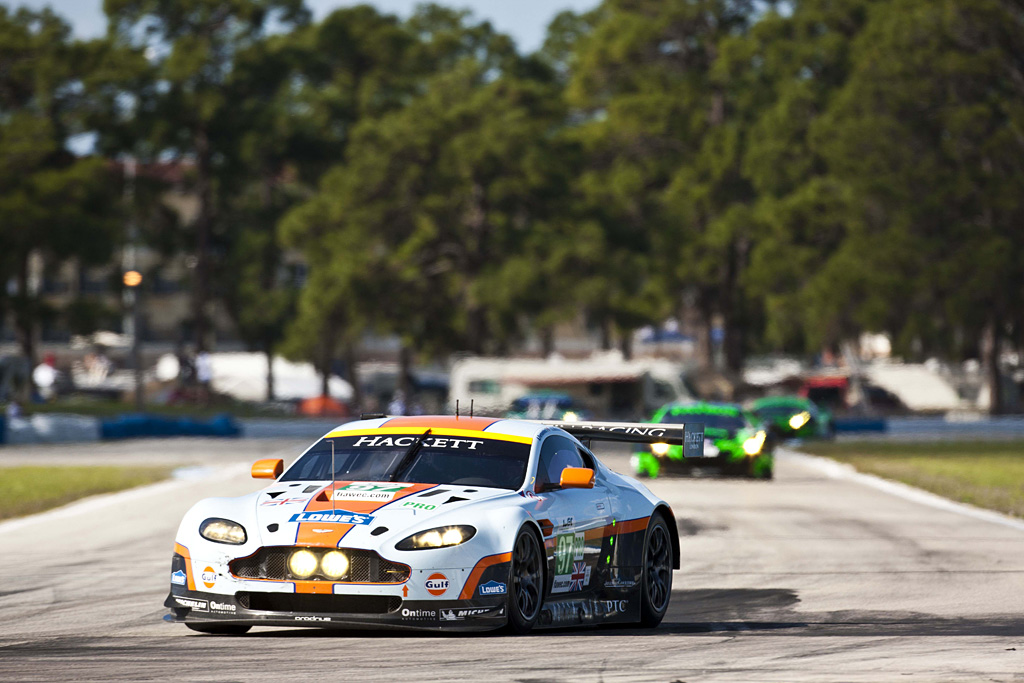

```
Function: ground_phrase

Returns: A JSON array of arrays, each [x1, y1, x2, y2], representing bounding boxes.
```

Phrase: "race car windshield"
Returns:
[[660, 412, 747, 431], [756, 404, 809, 417], [280, 434, 531, 490]]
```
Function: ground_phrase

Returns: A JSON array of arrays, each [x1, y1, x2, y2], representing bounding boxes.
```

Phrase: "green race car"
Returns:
[[631, 402, 774, 480], [749, 396, 834, 440]]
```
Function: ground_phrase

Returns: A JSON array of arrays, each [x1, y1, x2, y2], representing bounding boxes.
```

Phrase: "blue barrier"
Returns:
[[99, 413, 240, 440], [834, 418, 887, 433]]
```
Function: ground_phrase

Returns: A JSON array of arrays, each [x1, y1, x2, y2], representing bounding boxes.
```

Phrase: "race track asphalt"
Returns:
[[0, 438, 1022, 682]]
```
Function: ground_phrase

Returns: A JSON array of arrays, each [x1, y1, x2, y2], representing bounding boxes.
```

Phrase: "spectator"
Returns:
[[195, 350, 213, 402], [387, 389, 407, 416], [32, 353, 60, 400]]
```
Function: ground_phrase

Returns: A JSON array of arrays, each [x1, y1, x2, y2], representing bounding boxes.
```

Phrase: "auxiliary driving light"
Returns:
[[651, 442, 670, 456], [289, 549, 318, 578], [320, 551, 349, 579]]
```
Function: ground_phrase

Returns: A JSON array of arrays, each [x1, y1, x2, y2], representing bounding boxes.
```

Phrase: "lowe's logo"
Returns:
[[170, 570, 186, 586], [479, 580, 507, 596], [288, 510, 373, 525]]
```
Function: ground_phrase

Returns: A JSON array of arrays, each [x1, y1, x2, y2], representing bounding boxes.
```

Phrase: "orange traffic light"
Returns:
[[123, 270, 142, 287]]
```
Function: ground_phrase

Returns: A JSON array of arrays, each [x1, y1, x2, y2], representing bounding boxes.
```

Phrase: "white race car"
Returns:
[[164, 414, 705, 633]]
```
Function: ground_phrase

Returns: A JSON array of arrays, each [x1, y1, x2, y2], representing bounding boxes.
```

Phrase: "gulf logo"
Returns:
[[202, 566, 216, 589], [425, 573, 449, 596]]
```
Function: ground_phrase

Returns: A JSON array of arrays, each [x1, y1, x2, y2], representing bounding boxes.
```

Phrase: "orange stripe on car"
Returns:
[[458, 552, 512, 600], [294, 580, 335, 595], [296, 482, 436, 546], [174, 542, 196, 591], [323, 427, 532, 444], [589, 516, 649, 540], [382, 416, 500, 430]]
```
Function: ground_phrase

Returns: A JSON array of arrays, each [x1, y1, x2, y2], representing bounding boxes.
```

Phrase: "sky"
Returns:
[[8, 0, 600, 53]]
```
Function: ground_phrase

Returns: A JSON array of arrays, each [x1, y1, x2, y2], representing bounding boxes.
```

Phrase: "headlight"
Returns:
[[320, 551, 349, 579], [289, 549, 318, 578], [395, 525, 476, 551], [200, 518, 247, 545], [789, 411, 811, 430], [651, 442, 670, 456], [743, 431, 767, 456], [562, 411, 579, 422]]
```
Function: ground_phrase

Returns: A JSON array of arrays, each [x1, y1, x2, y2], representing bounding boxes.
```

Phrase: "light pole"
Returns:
[[122, 158, 143, 410]]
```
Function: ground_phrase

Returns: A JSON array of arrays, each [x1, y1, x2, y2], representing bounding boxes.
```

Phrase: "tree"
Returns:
[[811, 0, 1024, 412], [280, 7, 574, 399], [103, 0, 308, 351], [282, 54, 572, 372], [0, 7, 118, 365], [269, 6, 433, 401], [567, 0, 759, 365], [736, 0, 879, 354]]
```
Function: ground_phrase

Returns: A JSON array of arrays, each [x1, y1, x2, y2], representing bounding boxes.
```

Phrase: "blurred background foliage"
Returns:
[[2, 0, 1023, 409]]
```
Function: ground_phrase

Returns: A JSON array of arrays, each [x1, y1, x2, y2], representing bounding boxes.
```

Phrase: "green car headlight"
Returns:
[[743, 431, 767, 456], [200, 518, 247, 545], [788, 411, 811, 430], [396, 525, 476, 551]]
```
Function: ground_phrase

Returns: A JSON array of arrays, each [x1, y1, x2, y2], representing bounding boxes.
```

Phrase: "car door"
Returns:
[[532, 434, 610, 598]]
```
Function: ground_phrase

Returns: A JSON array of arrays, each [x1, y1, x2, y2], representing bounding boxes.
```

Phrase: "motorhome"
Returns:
[[449, 354, 692, 420]]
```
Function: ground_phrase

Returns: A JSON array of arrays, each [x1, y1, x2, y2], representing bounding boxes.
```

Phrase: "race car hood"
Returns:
[[703, 426, 737, 440], [249, 480, 512, 550]]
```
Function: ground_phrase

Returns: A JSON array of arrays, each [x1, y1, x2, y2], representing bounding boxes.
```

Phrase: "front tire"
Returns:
[[186, 623, 251, 635], [639, 514, 673, 628], [506, 526, 544, 634]]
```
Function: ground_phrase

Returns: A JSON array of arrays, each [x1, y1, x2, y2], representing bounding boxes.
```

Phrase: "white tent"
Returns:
[[156, 352, 353, 402]]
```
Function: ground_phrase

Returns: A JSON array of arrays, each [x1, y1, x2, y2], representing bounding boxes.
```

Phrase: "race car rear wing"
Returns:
[[532, 420, 707, 458]]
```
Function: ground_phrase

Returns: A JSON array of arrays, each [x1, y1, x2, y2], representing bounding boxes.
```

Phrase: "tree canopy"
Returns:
[[3, 0, 1024, 411]]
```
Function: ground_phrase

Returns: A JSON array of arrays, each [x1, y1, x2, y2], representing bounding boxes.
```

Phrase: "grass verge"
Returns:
[[0, 465, 172, 521], [799, 440, 1024, 519]]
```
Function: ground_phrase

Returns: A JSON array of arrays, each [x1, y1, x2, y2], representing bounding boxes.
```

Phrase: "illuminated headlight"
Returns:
[[289, 549, 318, 578], [789, 411, 811, 430], [743, 431, 767, 456], [199, 518, 247, 545], [651, 442, 670, 456], [320, 551, 349, 579], [563, 411, 579, 422], [395, 525, 476, 551]]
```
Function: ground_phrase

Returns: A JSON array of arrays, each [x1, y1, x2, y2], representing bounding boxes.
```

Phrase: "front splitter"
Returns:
[[165, 589, 508, 632]]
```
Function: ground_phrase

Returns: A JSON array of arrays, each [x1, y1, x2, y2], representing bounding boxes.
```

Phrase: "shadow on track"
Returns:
[[191, 588, 1024, 639]]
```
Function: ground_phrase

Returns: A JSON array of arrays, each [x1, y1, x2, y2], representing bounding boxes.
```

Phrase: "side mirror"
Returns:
[[252, 458, 283, 480], [560, 467, 594, 489]]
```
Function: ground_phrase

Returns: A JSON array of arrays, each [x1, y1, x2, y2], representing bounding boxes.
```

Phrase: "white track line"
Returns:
[[781, 448, 1024, 533], [0, 462, 249, 536]]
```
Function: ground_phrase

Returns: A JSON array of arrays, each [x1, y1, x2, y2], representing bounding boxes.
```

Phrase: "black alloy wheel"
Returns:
[[186, 623, 252, 635], [639, 514, 673, 627], [507, 526, 543, 634]]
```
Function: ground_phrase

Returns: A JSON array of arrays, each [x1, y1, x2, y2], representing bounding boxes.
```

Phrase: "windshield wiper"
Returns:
[[390, 428, 431, 482]]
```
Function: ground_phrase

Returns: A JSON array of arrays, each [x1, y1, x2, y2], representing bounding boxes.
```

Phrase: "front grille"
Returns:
[[237, 592, 401, 615], [230, 547, 410, 583]]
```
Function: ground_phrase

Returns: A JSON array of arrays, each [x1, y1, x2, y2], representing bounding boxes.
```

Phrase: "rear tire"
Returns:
[[186, 623, 251, 635], [506, 526, 544, 634], [639, 513, 673, 628]]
